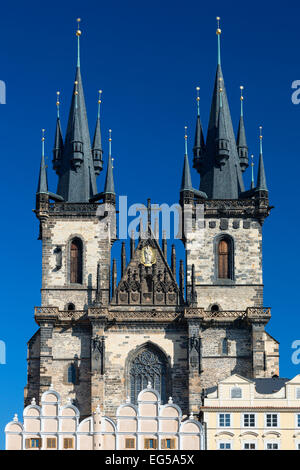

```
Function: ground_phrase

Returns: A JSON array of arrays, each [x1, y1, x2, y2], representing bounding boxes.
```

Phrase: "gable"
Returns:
[[112, 235, 180, 306]]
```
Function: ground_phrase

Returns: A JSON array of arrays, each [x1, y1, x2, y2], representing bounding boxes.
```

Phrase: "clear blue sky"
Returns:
[[1, 0, 300, 449]]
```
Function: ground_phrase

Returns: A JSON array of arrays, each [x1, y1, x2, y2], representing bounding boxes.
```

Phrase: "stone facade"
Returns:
[[24, 190, 279, 423]]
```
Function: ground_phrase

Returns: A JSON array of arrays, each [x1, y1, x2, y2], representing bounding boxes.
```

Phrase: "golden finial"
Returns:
[[184, 126, 188, 154], [56, 91, 60, 118], [259, 125, 263, 139], [196, 86, 200, 116], [240, 86, 244, 101], [251, 154, 254, 167], [74, 81, 79, 95], [98, 90, 102, 104], [41, 128, 45, 142], [216, 16, 221, 35], [76, 18, 82, 36]]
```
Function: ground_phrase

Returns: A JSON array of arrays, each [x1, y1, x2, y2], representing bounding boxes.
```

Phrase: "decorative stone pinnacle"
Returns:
[[147, 381, 152, 389], [13, 414, 18, 422], [168, 396, 173, 404]]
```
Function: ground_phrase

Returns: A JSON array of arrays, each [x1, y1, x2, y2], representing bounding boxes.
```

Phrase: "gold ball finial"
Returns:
[[216, 16, 221, 35], [184, 125, 187, 139], [259, 125, 263, 139], [42, 129, 45, 142], [76, 18, 82, 36], [56, 91, 60, 106], [98, 89, 102, 104], [251, 154, 254, 167], [240, 85, 244, 100]]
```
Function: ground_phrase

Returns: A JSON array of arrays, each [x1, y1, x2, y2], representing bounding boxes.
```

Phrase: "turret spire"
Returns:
[[256, 126, 268, 192], [215, 84, 230, 168], [52, 91, 63, 174], [92, 90, 104, 176], [181, 127, 193, 191], [104, 129, 115, 195], [193, 86, 205, 173], [237, 86, 249, 172], [37, 129, 48, 194]]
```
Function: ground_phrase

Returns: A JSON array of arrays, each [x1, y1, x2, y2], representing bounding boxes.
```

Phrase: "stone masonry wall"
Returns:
[[186, 217, 263, 310]]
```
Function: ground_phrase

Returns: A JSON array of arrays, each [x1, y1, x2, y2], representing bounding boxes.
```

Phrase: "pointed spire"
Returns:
[[193, 86, 206, 173], [92, 90, 103, 176], [256, 126, 268, 192], [70, 80, 84, 169], [171, 244, 176, 277], [56, 21, 98, 202], [215, 84, 230, 167], [103, 129, 115, 196], [237, 86, 249, 172], [199, 19, 245, 199], [180, 127, 193, 191], [52, 91, 64, 174], [37, 129, 48, 194]]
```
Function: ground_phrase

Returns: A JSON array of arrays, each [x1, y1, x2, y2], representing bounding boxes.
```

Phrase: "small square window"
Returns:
[[125, 438, 135, 449], [219, 413, 231, 427], [296, 388, 300, 399], [231, 387, 242, 399], [219, 442, 231, 450], [266, 443, 279, 450], [243, 414, 255, 427], [47, 438, 56, 449], [266, 414, 278, 427], [244, 442, 256, 450], [63, 438, 74, 449]]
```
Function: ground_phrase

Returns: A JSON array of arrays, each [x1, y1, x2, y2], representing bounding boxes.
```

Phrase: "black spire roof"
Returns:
[[56, 66, 98, 202]]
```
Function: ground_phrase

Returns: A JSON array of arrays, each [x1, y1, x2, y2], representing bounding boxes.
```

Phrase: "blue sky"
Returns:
[[1, 0, 300, 449]]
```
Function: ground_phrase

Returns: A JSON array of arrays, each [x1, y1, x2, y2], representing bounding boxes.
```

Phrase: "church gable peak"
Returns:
[[112, 234, 180, 307]]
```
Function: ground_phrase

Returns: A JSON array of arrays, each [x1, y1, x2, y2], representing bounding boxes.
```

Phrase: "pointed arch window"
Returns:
[[216, 236, 234, 281], [128, 346, 169, 404], [70, 238, 83, 284]]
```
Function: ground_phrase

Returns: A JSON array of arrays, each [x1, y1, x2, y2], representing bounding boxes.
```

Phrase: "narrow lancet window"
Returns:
[[70, 238, 83, 284]]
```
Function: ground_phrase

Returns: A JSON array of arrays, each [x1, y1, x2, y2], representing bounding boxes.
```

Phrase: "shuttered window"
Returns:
[[218, 239, 229, 279], [63, 438, 74, 449], [47, 438, 56, 448], [144, 438, 157, 449], [25, 438, 42, 449], [70, 238, 83, 284], [125, 438, 135, 449], [161, 438, 175, 449]]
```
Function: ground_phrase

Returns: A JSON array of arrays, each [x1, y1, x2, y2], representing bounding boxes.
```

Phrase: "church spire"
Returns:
[[256, 126, 268, 192], [37, 129, 48, 194], [56, 19, 98, 202], [92, 90, 104, 176], [103, 129, 115, 197], [198, 17, 245, 199], [180, 127, 193, 191], [52, 91, 64, 175], [193, 86, 206, 174], [236, 86, 249, 172]]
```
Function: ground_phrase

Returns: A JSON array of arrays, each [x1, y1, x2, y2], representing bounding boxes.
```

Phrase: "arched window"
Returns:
[[67, 303, 75, 311], [216, 236, 234, 280], [67, 364, 77, 384], [70, 238, 83, 284], [129, 346, 169, 404]]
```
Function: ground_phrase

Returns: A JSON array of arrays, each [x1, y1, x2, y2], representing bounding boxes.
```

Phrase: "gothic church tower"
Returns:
[[25, 19, 279, 418]]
